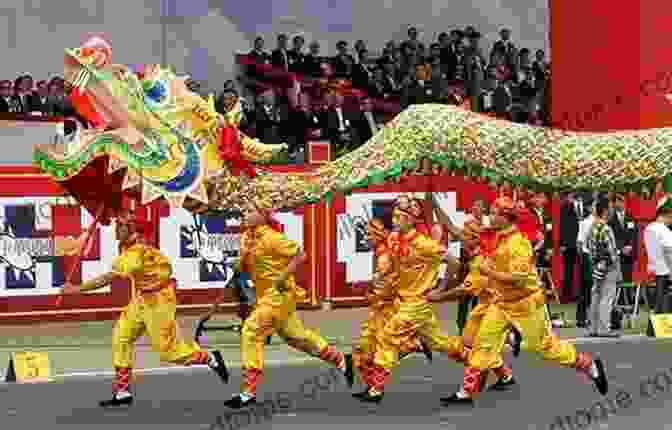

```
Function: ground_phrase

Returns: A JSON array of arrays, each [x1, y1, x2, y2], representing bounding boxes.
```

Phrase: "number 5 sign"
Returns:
[[4, 351, 52, 383]]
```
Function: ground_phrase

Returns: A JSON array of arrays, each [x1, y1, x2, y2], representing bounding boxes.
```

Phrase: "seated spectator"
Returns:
[[352, 49, 375, 90], [427, 43, 445, 79], [349, 96, 379, 148], [401, 63, 447, 108], [399, 41, 421, 80], [491, 48, 513, 83], [465, 31, 487, 72], [251, 90, 285, 145], [493, 77, 513, 119], [324, 93, 356, 155], [12, 74, 40, 113], [285, 92, 318, 161], [271, 34, 290, 71], [287, 35, 306, 73], [0, 80, 16, 113], [451, 42, 467, 82], [479, 66, 499, 113], [332, 40, 355, 79], [303, 41, 324, 78]]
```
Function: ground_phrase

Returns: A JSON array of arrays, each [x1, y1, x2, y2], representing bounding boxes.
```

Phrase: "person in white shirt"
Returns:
[[575, 203, 596, 327], [644, 196, 672, 313]]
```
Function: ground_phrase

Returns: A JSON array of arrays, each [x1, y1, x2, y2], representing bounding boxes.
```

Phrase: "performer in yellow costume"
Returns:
[[440, 197, 608, 406], [224, 203, 354, 409], [357, 197, 469, 403], [430, 195, 521, 392], [62, 209, 229, 407], [352, 218, 432, 385]]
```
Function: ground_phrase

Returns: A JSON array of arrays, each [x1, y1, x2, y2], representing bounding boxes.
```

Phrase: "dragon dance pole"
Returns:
[[55, 205, 105, 306]]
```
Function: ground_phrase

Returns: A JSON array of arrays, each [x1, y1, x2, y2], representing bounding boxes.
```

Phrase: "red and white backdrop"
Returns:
[[0, 166, 662, 322]]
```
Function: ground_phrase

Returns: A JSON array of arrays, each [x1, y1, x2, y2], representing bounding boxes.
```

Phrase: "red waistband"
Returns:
[[138, 278, 176, 295]]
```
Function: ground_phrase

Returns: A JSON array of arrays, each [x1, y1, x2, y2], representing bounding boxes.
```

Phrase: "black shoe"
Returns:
[[99, 392, 133, 407], [399, 351, 411, 361], [352, 390, 369, 399], [576, 321, 588, 328], [591, 358, 608, 395], [440, 393, 474, 406], [266, 335, 272, 345], [224, 395, 257, 409], [509, 326, 522, 357], [356, 391, 383, 403], [419, 339, 433, 362], [488, 376, 516, 391], [208, 350, 229, 383], [343, 354, 355, 388]]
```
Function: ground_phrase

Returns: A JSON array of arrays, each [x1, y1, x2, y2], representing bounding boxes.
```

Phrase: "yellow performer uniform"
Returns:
[[358, 198, 468, 403], [62, 209, 229, 407], [225, 206, 354, 409], [352, 219, 430, 383], [441, 197, 608, 405]]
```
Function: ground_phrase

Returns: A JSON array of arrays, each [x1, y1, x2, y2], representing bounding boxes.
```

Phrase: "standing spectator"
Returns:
[[352, 49, 375, 90], [576, 203, 596, 328], [644, 197, 672, 314], [560, 193, 581, 303], [303, 41, 324, 78], [34, 80, 50, 115], [465, 37, 485, 112], [586, 198, 621, 337], [252, 90, 284, 145], [285, 92, 315, 161], [515, 48, 532, 84], [271, 34, 290, 71], [399, 42, 420, 81], [479, 66, 498, 113], [491, 28, 517, 68], [248, 36, 270, 65], [492, 77, 512, 118], [348, 96, 378, 149], [332, 40, 355, 79], [12, 74, 39, 113], [608, 193, 639, 304], [287, 35, 306, 73], [426, 43, 444, 78], [532, 49, 548, 85], [0, 80, 16, 113], [401, 26, 425, 54], [324, 94, 354, 155], [354, 40, 367, 57], [451, 42, 467, 82], [464, 32, 486, 73]]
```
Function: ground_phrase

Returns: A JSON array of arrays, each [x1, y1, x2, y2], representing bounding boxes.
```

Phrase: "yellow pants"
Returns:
[[469, 296, 577, 370], [353, 301, 420, 370], [374, 302, 465, 370], [240, 290, 334, 393], [112, 287, 203, 369]]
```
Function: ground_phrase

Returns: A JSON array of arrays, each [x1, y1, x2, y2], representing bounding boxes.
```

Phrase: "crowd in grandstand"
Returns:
[[218, 25, 550, 161]]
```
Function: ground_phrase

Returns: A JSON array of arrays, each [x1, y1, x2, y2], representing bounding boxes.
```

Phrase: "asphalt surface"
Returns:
[[1, 337, 672, 430]]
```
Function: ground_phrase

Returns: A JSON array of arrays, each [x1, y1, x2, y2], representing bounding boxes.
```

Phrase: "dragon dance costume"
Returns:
[[74, 210, 229, 407], [352, 218, 431, 385], [441, 197, 608, 405], [357, 198, 469, 403], [225, 207, 354, 409]]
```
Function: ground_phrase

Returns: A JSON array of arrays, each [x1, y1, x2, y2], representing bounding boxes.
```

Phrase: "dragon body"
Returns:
[[34, 38, 672, 216]]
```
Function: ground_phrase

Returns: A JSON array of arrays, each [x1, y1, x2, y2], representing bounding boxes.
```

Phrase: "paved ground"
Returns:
[[1, 337, 671, 430], [0, 303, 651, 375]]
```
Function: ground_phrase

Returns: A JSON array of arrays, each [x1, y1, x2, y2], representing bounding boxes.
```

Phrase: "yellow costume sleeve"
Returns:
[[413, 234, 446, 263], [111, 247, 144, 276], [508, 234, 535, 282], [240, 134, 280, 162], [267, 230, 301, 259]]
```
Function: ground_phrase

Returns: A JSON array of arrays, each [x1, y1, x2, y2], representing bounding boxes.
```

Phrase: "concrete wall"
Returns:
[[1, 0, 549, 94]]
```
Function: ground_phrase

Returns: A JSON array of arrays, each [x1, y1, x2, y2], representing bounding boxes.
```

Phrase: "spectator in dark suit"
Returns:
[[352, 49, 375, 90], [251, 91, 284, 145], [303, 41, 324, 78], [33, 80, 51, 115], [560, 193, 582, 303], [248, 36, 270, 65], [284, 92, 317, 161], [324, 93, 356, 155], [400, 26, 425, 54], [491, 28, 517, 68], [401, 63, 447, 108], [609, 193, 639, 303], [348, 97, 378, 149], [354, 39, 367, 57], [532, 49, 548, 85], [12, 75, 40, 113], [493, 79, 512, 118], [0, 80, 15, 113], [287, 35, 306, 73], [271, 34, 290, 71], [331, 40, 355, 79]]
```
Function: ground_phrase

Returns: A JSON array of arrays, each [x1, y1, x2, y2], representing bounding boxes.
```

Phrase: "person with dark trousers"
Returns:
[[576, 205, 596, 327], [608, 193, 639, 304], [644, 197, 672, 314], [560, 193, 581, 303]]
